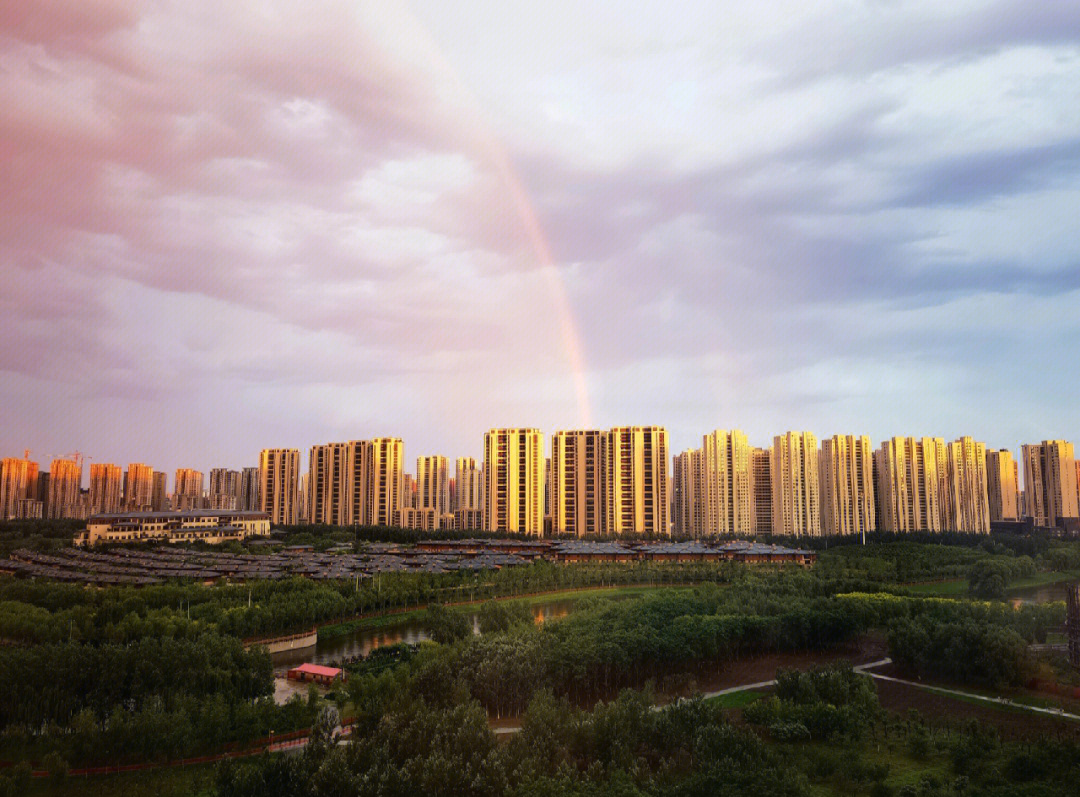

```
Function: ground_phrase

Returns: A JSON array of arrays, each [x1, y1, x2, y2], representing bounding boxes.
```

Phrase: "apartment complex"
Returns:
[[672, 448, 705, 538], [819, 435, 875, 538], [986, 449, 1019, 521], [551, 430, 609, 536], [749, 447, 773, 535], [173, 468, 204, 511], [89, 463, 123, 515], [416, 455, 450, 515], [454, 457, 482, 511], [874, 437, 946, 533], [208, 468, 240, 510], [1022, 441, 1079, 528], [771, 432, 820, 537], [0, 457, 39, 520], [483, 428, 544, 535], [942, 437, 991, 534], [607, 426, 670, 536], [47, 458, 81, 520], [701, 430, 752, 536], [259, 448, 300, 525], [124, 463, 155, 511]]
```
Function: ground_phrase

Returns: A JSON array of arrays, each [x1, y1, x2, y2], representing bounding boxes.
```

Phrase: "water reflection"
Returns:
[[271, 600, 575, 671]]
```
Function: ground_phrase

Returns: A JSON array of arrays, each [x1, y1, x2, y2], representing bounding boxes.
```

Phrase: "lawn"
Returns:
[[705, 689, 764, 709]]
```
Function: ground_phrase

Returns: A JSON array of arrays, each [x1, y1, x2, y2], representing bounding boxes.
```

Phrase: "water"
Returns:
[[1009, 582, 1070, 607], [271, 599, 577, 671]]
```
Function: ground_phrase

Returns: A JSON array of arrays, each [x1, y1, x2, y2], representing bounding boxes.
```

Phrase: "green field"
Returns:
[[706, 689, 764, 709]]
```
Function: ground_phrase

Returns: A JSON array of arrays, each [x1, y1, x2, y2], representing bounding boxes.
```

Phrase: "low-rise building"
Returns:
[[75, 509, 271, 546]]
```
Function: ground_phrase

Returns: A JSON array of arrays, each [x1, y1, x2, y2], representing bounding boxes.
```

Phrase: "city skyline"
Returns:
[[3, 2, 1080, 476]]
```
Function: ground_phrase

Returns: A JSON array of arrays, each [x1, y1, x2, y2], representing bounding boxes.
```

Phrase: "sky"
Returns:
[[2, 0, 1079, 478]]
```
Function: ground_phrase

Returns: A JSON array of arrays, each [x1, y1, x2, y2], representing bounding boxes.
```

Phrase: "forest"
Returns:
[[0, 526, 1078, 795]]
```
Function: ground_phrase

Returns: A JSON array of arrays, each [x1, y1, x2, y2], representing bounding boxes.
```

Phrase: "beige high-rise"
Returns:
[[208, 468, 240, 510], [369, 438, 404, 527], [417, 455, 450, 515], [820, 435, 875, 538], [151, 471, 169, 511], [1022, 441, 1079, 526], [455, 457, 482, 511], [259, 448, 300, 525], [89, 463, 122, 514], [47, 458, 81, 519], [551, 430, 608, 536], [308, 443, 350, 525], [239, 467, 261, 511], [174, 468, 204, 510], [483, 428, 544, 535], [702, 430, 752, 536], [941, 437, 990, 533], [0, 458, 35, 520], [750, 447, 773, 534], [874, 437, 946, 532], [124, 463, 154, 510], [986, 450, 1019, 522], [771, 432, 819, 537], [606, 426, 669, 536], [672, 448, 705, 538]]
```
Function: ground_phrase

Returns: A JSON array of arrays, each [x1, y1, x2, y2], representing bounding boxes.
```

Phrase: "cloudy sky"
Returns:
[[3, 0, 1079, 476]]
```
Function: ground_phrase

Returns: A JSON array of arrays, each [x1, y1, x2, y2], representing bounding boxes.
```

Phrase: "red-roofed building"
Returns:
[[286, 663, 345, 686]]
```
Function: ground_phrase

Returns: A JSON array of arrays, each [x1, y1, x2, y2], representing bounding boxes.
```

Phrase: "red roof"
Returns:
[[287, 663, 342, 678]]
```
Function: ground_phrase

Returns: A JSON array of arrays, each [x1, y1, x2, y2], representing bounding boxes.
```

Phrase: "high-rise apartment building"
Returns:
[[874, 437, 946, 533], [1, 457, 36, 520], [47, 458, 81, 519], [89, 463, 122, 515], [416, 455, 450, 515], [208, 468, 240, 510], [454, 457, 482, 511], [239, 467, 261, 511], [819, 435, 875, 538], [259, 448, 300, 525], [483, 428, 544, 535], [702, 430, 752, 536], [369, 438, 404, 527], [151, 471, 169, 511], [771, 432, 820, 537], [1022, 441, 1079, 526], [941, 436, 990, 533], [400, 473, 417, 512], [173, 468, 204, 511], [308, 443, 350, 525], [551, 430, 608, 536], [986, 450, 1019, 522], [124, 463, 154, 510], [606, 426, 669, 536], [672, 448, 705, 538], [749, 447, 772, 534]]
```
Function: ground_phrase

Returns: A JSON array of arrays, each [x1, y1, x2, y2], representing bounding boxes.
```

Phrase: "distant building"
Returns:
[[259, 448, 300, 525], [875, 437, 946, 533], [76, 509, 270, 546], [239, 467, 261, 511], [208, 468, 239, 510], [454, 457, 482, 511], [417, 455, 450, 515], [749, 447, 772, 535], [606, 426, 669, 536], [174, 468, 204, 511], [89, 463, 123, 515], [47, 458, 81, 519], [819, 435, 875, 538], [702, 430, 752, 536], [124, 463, 155, 510], [551, 430, 608, 536], [1, 457, 37, 520], [771, 432, 819, 537], [308, 443, 350, 525], [151, 471, 169, 511], [672, 448, 704, 538], [370, 438, 405, 527], [1022, 440, 1079, 527], [940, 437, 990, 533], [986, 449, 1019, 522], [483, 428, 544, 535], [454, 508, 483, 531]]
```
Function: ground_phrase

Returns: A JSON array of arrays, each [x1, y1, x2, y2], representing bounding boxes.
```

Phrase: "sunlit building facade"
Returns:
[[606, 426, 669, 536], [702, 429, 752, 536], [208, 468, 240, 510], [820, 435, 875, 538], [1022, 440, 1079, 526], [551, 430, 608, 536], [417, 455, 450, 515], [483, 428, 544, 535], [986, 449, 1019, 522], [749, 447, 772, 535], [259, 448, 300, 525], [124, 463, 155, 511], [672, 448, 705, 538], [173, 468, 204, 511], [770, 432, 819, 537], [455, 457, 482, 511], [874, 437, 945, 533], [941, 436, 990, 533], [0, 457, 36, 521], [89, 463, 123, 515], [47, 458, 81, 519]]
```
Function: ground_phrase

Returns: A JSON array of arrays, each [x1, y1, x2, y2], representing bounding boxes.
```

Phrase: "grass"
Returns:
[[1006, 570, 1080, 594], [901, 569, 1079, 600], [318, 584, 698, 638], [706, 689, 764, 709]]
